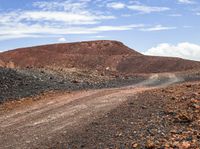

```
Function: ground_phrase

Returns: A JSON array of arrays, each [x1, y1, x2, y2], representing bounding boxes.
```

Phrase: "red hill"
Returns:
[[0, 40, 200, 74]]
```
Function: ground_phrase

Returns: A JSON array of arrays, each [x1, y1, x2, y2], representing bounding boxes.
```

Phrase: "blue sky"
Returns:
[[0, 0, 200, 60]]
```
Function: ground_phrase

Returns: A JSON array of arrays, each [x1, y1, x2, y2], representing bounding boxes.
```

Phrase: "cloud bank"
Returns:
[[1, 0, 157, 41], [144, 42, 200, 61], [177, 0, 195, 4], [106, 2, 170, 13], [140, 25, 176, 31]]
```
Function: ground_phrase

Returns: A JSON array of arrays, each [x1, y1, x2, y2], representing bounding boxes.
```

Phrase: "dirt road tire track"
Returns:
[[0, 73, 181, 149]]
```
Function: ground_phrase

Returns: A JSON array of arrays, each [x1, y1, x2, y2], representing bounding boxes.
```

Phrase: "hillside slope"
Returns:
[[117, 55, 200, 73], [0, 40, 200, 74]]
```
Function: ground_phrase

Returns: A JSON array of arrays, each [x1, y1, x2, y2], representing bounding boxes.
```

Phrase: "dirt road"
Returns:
[[0, 73, 181, 149]]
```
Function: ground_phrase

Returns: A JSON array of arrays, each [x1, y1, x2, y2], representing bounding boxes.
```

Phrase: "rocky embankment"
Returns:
[[0, 67, 145, 104]]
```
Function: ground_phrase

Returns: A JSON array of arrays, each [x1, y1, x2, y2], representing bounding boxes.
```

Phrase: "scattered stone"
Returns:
[[50, 81, 200, 148], [191, 98, 199, 103], [171, 96, 176, 100], [145, 140, 155, 149], [186, 84, 192, 88], [72, 80, 79, 84], [25, 140, 31, 144], [141, 105, 147, 109], [192, 104, 200, 109], [179, 141, 191, 149], [174, 113, 193, 124], [132, 143, 139, 148], [0, 67, 145, 104]]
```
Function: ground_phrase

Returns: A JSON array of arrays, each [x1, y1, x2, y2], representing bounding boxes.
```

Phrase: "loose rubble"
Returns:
[[0, 67, 145, 104], [49, 82, 200, 148]]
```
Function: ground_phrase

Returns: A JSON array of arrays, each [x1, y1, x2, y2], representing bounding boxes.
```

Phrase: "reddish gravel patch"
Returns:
[[50, 82, 200, 149]]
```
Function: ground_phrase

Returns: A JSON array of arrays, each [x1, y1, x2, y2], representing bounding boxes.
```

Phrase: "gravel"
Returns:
[[48, 82, 200, 148], [0, 67, 145, 104]]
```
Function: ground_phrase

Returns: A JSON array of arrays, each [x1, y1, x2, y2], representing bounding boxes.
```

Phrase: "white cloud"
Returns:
[[183, 25, 192, 28], [33, 1, 85, 11], [58, 37, 67, 42], [0, 0, 121, 41], [88, 35, 105, 39], [144, 42, 200, 61], [107, 2, 125, 9], [0, 0, 174, 41], [196, 12, 200, 15], [127, 5, 170, 13], [93, 35, 105, 38], [90, 24, 144, 32], [22, 11, 114, 25], [168, 14, 182, 17], [177, 0, 195, 4], [0, 1, 153, 41], [140, 25, 176, 31], [0, 34, 45, 41], [33, 0, 95, 13], [0, 23, 144, 41], [31, 1, 115, 24], [121, 14, 131, 17], [106, 2, 170, 13], [0, 9, 115, 26]]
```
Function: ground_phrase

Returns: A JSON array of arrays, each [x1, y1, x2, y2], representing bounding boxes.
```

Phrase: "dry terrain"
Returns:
[[0, 73, 186, 149], [0, 40, 200, 149], [59, 81, 200, 149], [1, 40, 200, 74]]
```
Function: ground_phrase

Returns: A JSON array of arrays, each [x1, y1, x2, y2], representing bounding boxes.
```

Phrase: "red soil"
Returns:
[[117, 55, 200, 73], [0, 40, 200, 74]]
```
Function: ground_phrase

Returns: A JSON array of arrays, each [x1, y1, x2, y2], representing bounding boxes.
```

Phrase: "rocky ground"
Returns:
[[1, 66, 200, 104], [0, 67, 145, 104], [1, 40, 200, 148], [0, 70, 200, 148], [1, 66, 200, 149], [50, 82, 200, 149]]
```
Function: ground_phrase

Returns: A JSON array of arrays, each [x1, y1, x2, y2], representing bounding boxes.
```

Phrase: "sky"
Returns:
[[0, 0, 200, 61]]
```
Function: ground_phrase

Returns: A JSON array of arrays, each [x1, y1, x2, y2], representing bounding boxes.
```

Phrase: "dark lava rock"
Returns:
[[0, 67, 145, 104], [0, 68, 50, 103]]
